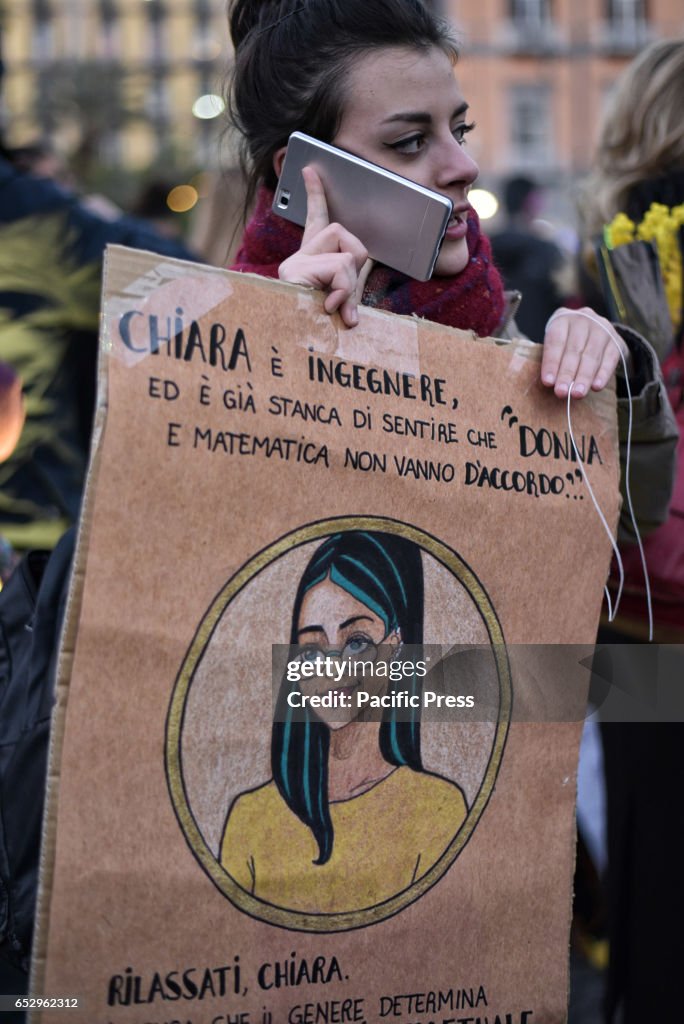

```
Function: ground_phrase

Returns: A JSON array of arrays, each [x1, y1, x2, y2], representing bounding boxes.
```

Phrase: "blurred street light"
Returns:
[[469, 189, 499, 220], [167, 184, 198, 212], [192, 94, 225, 120]]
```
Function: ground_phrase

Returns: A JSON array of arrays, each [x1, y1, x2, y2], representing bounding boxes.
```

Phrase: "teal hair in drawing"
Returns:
[[272, 530, 424, 864]]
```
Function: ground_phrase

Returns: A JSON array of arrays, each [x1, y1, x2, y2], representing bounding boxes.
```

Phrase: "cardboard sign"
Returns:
[[31, 246, 620, 1024]]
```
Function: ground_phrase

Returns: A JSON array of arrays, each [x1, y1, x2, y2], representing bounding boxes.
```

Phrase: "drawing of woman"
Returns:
[[220, 530, 467, 914]]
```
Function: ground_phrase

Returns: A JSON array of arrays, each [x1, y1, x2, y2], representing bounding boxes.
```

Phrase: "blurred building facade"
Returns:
[[446, 0, 684, 180], [0, 0, 232, 173], [1, 0, 683, 201]]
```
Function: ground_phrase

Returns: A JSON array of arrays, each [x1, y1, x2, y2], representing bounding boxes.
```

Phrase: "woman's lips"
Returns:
[[444, 212, 468, 241]]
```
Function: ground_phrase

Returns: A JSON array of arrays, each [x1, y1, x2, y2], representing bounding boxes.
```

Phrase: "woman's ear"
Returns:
[[388, 629, 402, 649], [273, 146, 287, 180]]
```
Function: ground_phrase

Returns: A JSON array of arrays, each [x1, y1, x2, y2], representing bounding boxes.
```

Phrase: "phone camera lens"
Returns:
[[278, 190, 291, 209]]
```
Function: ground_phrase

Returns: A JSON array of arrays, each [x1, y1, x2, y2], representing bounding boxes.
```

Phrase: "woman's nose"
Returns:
[[435, 137, 479, 190]]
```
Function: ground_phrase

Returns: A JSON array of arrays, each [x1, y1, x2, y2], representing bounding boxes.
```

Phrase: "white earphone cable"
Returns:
[[546, 309, 653, 640]]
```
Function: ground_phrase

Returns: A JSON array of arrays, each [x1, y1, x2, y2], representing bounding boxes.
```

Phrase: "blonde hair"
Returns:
[[582, 39, 684, 239]]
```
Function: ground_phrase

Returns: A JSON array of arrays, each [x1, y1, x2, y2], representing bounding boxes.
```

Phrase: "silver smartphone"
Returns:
[[273, 131, 453, 281]]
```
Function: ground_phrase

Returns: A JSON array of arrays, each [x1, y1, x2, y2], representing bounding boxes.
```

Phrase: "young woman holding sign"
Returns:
[[228, 0, 675, 423], [220, 0, 678, 958]]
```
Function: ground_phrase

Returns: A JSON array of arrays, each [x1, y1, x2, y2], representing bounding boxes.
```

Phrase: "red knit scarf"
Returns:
[[231, 186, 505, 337]]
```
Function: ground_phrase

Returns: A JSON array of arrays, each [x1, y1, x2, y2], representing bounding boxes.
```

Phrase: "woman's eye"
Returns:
[[300, 646, 324, 663], [343, 635, 374, 657], [453, 121, 476, 145], [387, 133, 425, 155]]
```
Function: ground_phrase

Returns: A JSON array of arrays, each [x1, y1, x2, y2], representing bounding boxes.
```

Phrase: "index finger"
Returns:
[[301, 166, 330, 244], [540, 316, 571, 386]]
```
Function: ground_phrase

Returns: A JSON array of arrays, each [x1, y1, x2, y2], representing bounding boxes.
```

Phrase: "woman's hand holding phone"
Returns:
[[278, 169, 630, 393], [278, 167, 374, 328]]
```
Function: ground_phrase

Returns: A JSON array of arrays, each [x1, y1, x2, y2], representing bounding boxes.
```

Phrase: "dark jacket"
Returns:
[[491, 227, 566, 344], [0, 158, 199, 551]]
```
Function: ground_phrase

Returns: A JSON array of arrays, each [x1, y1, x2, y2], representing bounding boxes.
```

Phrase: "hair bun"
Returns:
[[229, 0, 300, 51]]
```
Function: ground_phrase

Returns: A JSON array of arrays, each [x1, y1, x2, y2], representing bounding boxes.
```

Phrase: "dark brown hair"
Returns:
[[227, 0, 459, 210]]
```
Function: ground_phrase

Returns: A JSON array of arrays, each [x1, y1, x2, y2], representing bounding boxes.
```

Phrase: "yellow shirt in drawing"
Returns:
[[220, 766, 467, 914]]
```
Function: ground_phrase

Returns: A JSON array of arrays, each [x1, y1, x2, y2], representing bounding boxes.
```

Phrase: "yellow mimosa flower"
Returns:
[[606, 202, 684, 333]]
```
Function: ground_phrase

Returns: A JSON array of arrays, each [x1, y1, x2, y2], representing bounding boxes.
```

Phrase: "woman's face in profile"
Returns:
[[333, 45, 479, 277], [295, 576, 400, 729]]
